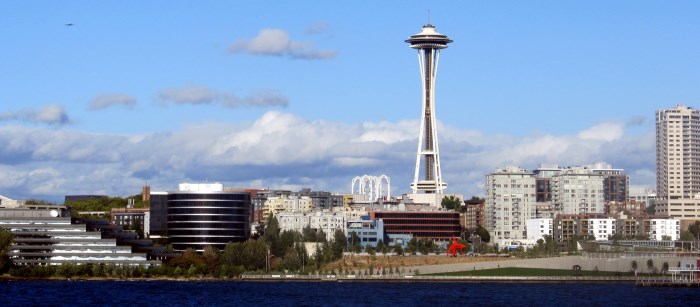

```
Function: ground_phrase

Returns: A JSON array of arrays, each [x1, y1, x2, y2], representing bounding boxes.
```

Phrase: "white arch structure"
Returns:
[[351, 175, 391, 201]]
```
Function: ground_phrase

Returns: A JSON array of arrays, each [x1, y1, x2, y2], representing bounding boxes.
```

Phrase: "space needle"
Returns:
[[406, 23, 452, 195]]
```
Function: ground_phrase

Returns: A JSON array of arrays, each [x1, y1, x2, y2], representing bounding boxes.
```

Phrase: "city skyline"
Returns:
[[1, 2, 699, 202]]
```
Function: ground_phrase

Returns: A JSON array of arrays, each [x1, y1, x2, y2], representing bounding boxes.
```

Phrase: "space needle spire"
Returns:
[[406, 23, 452, 194]]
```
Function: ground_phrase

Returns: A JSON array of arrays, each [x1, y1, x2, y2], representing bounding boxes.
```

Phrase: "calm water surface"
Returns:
[[0, 281, 694, 306]]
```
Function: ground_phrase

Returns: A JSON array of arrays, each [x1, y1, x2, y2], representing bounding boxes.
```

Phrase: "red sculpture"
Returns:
[[446, 237, 467, 257]]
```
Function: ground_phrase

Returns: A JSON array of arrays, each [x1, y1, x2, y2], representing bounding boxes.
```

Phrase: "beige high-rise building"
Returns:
[[655, 105, 700, 224], [485, 167, 536, 244]]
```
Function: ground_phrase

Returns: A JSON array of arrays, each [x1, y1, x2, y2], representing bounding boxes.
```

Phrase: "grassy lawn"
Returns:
[[424, 267, 628, 277]]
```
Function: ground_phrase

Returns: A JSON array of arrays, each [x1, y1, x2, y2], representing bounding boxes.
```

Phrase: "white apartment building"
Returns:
[[263, 195, 314, 216], [526, 218, 552, 241], [587, 218, 616, 241], [277, 210, 347, 241], [485, 167, 536, 243], [649, 218, 681, 241], [655, 105, 700, 220], [551, 167, 605, 215]]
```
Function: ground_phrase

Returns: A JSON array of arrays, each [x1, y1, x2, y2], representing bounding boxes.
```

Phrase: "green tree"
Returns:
[[647, 259, 655, 273], [264, 214, 280, 256], [316, 229, 327, 243], [688, 221, 700, 240], [278, 230, 299, 257], [475, 225, 491, 243], [406, 238, 418, 254], [169, 248, 205, 269], [202, 245, 221, 275], [222, 242, 243, 267], [393, 244, 403, 256], [302, 224, 316, 242], [241, 239, 268, 270], [129, 217, 144, 239], [441, 195, 462, 211], [365, 244, 375, 255], [294, 242, 308, 272], [376, 240, 388, 254], [645, 203, 656, 215], [0, 228, 13, 271], [331, 229, 346, 259], [348, 232, 362, 253], [281, 247, 301, 272], [680, 231, 695, 242], [662, 262, 669, 273], [631, 260, 638, 273]]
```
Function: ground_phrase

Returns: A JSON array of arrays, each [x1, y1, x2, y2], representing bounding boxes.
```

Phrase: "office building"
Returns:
[[371, 210, 460, 241], [150, 183, 252, 252], [0, 205, 159, 266]]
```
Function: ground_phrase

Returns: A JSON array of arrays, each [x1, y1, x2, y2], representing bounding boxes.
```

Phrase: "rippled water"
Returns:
[[1, 280, 694, 306]]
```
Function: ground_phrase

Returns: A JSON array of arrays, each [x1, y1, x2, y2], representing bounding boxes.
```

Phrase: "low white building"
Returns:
[[588, 218, 617, 241], [526, 218, 552, 241], [649, 218, 680, 241], [0, 195, 24, 208], [277, 210, 347, 242]]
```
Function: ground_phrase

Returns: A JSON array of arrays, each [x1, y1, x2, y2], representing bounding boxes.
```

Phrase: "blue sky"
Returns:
[[1, 1, 698, 202]]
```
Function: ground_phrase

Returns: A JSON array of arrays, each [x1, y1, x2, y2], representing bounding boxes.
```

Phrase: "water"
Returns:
[[0, 281, 694, 306]]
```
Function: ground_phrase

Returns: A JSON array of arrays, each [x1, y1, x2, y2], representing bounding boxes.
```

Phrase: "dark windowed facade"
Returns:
[[167, 192, 251, 252], [370, 211, 460, 240], [604, 174, 628, 203], [149, 193, 168, 237], [536, 178, 552, 202]]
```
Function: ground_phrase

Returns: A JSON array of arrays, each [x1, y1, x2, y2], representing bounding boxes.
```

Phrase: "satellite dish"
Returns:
[[50, 210, 59, 217]]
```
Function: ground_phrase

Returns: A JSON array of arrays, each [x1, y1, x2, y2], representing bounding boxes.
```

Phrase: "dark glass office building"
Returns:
[[166, 191, 251, 252]]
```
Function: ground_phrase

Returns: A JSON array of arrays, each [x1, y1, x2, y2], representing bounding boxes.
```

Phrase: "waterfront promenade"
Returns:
[[403, 254, 695, 275]]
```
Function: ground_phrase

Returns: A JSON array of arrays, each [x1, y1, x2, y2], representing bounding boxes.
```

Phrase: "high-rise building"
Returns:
[[485, 167, 536, 243], [405, 24, 452, 195], [655, 105, 700, 224]]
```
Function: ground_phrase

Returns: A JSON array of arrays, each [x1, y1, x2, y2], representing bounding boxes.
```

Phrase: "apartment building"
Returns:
[[655, 105, 700, 223], [485, 167, 536, 242]]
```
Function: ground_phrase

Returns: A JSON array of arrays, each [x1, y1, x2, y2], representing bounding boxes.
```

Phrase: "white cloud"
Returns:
[[577, 122, 625, 142], [228, 28, 337, 60], [0, 104, 70, 125], [89, 94, 137, 110], [0, 111, 656, 202], [157, 85, 288, 108]]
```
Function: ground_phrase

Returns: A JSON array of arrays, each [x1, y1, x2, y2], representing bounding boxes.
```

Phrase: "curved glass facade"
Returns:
[[167, 192, 251, 251]]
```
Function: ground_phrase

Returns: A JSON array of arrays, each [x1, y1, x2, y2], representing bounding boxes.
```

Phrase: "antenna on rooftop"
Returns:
[[427, 9, 431, 24]]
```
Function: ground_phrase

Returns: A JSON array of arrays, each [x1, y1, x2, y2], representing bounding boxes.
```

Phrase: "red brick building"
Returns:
[[370, 210, 460, 241]]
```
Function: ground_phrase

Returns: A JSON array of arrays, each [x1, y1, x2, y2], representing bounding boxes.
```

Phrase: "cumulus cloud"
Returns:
[[0, 104, 70, 125], [0, 111, 656, 202], [577, 122, 624, 142], [157, 85, 288, 108], [89, 94, 137, 110], [228, 28, 337, 60]]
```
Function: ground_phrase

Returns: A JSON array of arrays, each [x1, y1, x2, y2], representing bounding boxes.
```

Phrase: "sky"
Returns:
[[1, 1, 699, 203]]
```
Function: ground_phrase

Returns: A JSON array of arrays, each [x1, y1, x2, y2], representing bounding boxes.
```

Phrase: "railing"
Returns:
[[582, 252, 700, 259], [241, 274, 635, 282], [635, 276, 700, 287]]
